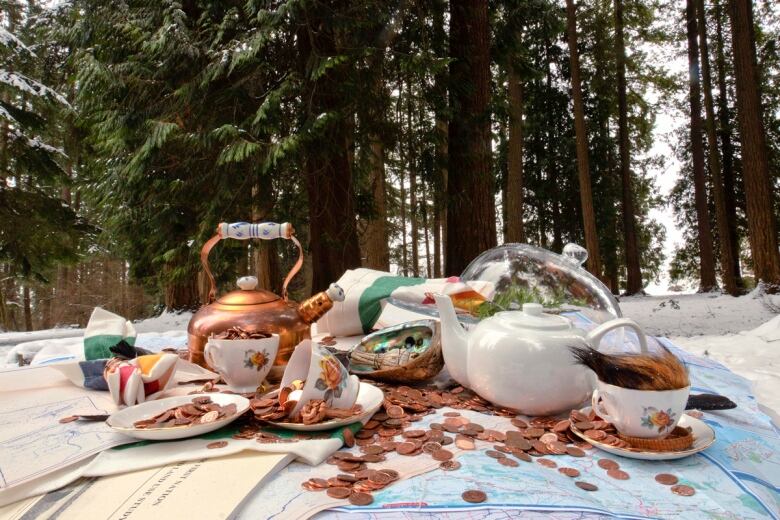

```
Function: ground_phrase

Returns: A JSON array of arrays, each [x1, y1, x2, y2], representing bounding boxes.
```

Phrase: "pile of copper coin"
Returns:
[[300, 382, 698, 503], [132, 396, 237, 428], [248, 395, 364, 425], [214, 327, 271, 340]]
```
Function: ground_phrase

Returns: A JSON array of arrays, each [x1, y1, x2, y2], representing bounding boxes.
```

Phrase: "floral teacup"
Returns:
[[591, 380, 690, 439], [204, 335, 279, 393], [281, 339, 360, 418]]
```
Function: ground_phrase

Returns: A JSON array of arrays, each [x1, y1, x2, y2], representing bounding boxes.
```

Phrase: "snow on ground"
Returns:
[[1, 295, 777, 420]]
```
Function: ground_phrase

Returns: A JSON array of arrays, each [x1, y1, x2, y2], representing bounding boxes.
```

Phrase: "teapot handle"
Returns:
[[200, 221, 303, 303], [585, 318, 648, 354]]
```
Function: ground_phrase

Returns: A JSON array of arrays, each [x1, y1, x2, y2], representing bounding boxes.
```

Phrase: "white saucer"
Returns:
[[570, 411, 716, 460], [107, 393, 250, 441], [266, 382, 383, 432]]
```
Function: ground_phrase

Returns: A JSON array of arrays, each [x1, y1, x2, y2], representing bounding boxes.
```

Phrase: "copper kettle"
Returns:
[[187, 221, 343, 381]]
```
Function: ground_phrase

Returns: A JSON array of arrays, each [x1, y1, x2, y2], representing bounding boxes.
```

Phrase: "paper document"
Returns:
[[0, 452, 290, 520]]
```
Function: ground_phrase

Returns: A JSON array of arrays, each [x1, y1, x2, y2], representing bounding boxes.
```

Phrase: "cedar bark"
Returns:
[[407, 81, 420, 277], [727, 0, 780, 287], [714, 0, 743, 288], [23, 285, 32, 331], [505, 62, 525, 243], [298, 15, 362, 292], [446, 0, 496, 275], [686, 0, 719, 292], [566, 0, 603, 278], [696, 0, 739, 295], [432, 0, 448, 277], [614, 0, 643, 294]]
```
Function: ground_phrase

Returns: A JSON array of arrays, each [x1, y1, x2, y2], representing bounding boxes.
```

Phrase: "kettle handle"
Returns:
[[585, 318, 648, 354], [200, 221, 303, 303]]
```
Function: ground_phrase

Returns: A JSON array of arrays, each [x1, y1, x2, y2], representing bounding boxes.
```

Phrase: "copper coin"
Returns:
[[462, 490, 487, 503], [498, 457, 519, 467], [397, 442, 417, 455], [200, 410, 220, 423], [443, 411, 461, 417], [440, 460, 462, 471], [432, 449, 454, 461], [513, 451, 532, 462], [485, 450, 505, 459], [597, 458, 619, 470], [671, 484, 696, 496], [361, 445, 384, 455], [349, 492, 374, 506], [403, 429, 426, 438], [386, 405, 405, 419], [423, 441, 443, 453], [585, 429, 607, 441], [326, 487, 352, 499], [306, 477, 329, 489], [552, 420, 571, 432], [455, 437, 475, 450], [511, 418, 529, 428], [575, 481, 598, 492], [379, 469, 400, 480], [539, 433, 558, 444], [537, 458, 557, 469], [206, 441, 228, 449], [574, 421, 594, 430], [607, 468, 630, 480], [559, 467, 581, 478], [343, 428, 355, 448], [368, 471, 393, 485], [524, 428, 545, 438], [338, 474, 359, 482], [59, 415, 79, 424], [655, 473, 679, 485]]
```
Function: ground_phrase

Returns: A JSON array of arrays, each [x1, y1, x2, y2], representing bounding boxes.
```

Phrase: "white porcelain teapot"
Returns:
[[433, 295, 648, 416]]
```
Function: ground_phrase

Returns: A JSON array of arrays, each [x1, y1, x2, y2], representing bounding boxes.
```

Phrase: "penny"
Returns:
[[575, 481, 598, 492], [306, 478, 329, 489], [361, 445, 384, 455], [349, 492, 374, 506], [402, 429, 426, 438], [552, 420, 571, 432], [59, 415, 79, 424], [498, 457, 519, 467], [432, 448, 454, 461], [597, 458, 619, 470], [671, 484, 696, 497], [386, 405, 405, 419], [655, 473, 679, 486], [574, 421, 594, 430], [524, 428, 545, 438], [443, 411, 461, 417], [537, 458, 557, 469], [559, 467, 581, 478], [379, 469, 400, 480], [397, 442, 417, 455], [343, 428, 355, 448], [423, 442, 442, 453], [513, 451, 532, 462], [455, 437, 475, 450], [206, 441, 228, 449], [607, 468, 630, 480], [439, 460, 462, 471], [368, 471, 393, 485], [338, 474, 359, 482], [326, 487, 352, 499], [485, 449, 505, 459], [200, 410, 220, 423], [462, 490, 487, 503], [511, 418, 528, 428], [585, 429, 607, 441], [539, 433, 558, 444]]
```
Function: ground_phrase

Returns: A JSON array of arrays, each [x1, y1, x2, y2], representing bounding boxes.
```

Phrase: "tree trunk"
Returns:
[[252, 184, 280, 294], [566, 0, 603, 278], [422, 182, 432, 276], [696, 0, 739, 295], [446, 0, 495, 275], [363, 139, 390, 271], [432, 0, 447, 277], [298, 16, 362, 292], [686, 0, 719, 292], [23, 285, 32, 331], [506, 62, 525, 243], [614, 0, 643, 294], [714, 0, 743, 288], [435, 118, 448, 276], [727, 0, 780, 287], [407, 81, 420, 277]]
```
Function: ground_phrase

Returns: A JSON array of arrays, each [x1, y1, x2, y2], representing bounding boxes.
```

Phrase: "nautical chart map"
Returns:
[[0, 384, 132, 489], [238, 315, 780, 520]]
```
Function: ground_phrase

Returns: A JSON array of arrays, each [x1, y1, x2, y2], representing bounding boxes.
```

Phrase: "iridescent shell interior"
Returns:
[[348, 320, 435, 373]]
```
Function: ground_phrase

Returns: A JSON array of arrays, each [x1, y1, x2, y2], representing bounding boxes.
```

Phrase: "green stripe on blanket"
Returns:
[[84, 335, 136, 361], [358, 275, 426, 333]]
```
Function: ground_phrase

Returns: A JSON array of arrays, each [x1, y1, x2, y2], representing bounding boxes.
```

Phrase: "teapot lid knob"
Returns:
[[522, 303, 544, 316], [237, 276, 259, 290]]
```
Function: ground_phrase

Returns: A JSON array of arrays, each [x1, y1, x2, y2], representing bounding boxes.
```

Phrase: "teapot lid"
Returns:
[[493, 303, 571, 331], [216, 276, 280, 305]]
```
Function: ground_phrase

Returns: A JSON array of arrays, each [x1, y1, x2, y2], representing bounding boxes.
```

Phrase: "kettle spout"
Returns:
[[433, 293, 471, 388]]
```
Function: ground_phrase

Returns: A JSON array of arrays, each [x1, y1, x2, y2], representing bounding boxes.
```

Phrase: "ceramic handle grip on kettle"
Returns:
[[218, 222, 294, 241]]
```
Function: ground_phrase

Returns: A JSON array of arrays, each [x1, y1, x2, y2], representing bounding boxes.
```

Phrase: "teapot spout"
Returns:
[[433, 294, 471, 388]]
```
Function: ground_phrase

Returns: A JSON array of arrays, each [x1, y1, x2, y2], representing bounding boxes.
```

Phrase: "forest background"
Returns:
[[1, 0, 779, 331]]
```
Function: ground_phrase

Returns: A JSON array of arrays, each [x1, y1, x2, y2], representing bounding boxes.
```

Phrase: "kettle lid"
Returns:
[[216, 276, 280, 305], [493, 303, 570, 331]]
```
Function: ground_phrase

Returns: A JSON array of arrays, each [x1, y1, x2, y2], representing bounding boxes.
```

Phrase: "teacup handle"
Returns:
[[591, 389, 616, 423], [204, 341, 219, 371], [585, 318, 648, 353]]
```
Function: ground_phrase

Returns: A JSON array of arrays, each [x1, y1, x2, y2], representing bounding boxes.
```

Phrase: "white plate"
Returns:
[[570, 411, 716, 460], [266, 382, 384, 432], [107, 393, 250, 441]]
